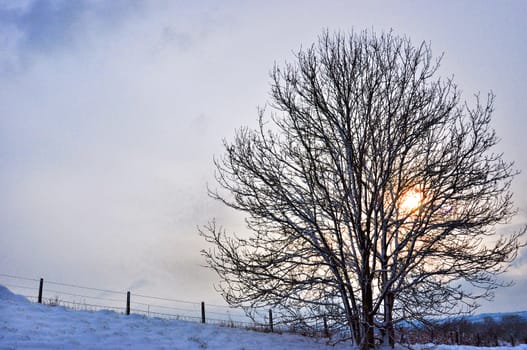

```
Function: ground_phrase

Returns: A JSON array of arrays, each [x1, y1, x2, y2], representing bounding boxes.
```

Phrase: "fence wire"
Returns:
[[0, 273, 271, 331]]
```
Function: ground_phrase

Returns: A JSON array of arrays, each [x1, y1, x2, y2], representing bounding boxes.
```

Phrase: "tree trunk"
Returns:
[[362, 282, 375, 350], [383, 292, 395, 348], [353, 316, 362, 346]]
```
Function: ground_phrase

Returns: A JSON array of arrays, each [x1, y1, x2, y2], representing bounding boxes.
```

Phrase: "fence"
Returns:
[[7, 273, 522, 346], [0, 273, 278, 332]]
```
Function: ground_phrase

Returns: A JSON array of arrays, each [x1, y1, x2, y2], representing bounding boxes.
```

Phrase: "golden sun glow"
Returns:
[[399, 189, 423, 212]]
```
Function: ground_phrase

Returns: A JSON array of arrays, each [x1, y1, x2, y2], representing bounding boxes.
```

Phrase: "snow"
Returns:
[[0, 284, 347, 350], [1, 285, 526, 350], [415, 346, 527, 350]]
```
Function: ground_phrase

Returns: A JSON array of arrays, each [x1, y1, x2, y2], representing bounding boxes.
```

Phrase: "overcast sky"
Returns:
[[1, 0, 526, 314]]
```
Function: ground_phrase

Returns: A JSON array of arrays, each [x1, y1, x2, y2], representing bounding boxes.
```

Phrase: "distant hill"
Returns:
[[455, 310, 527, 323], [398, 310, 527, 328]]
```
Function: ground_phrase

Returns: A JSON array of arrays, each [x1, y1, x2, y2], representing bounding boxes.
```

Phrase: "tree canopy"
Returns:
[[201, 30, 525, 349]]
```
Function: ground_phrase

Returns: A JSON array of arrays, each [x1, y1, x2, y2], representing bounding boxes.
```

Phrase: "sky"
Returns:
[[0, 0, 526, 314]]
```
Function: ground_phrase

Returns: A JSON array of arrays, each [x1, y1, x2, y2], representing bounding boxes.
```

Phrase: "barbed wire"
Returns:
[[131, 293, 235, 310], [0, 273, 40, 282], [1, 273, 234, 309], [2, 283, 38, 292], [45, 280, 127, 296], [58, 300, 126, 312], [135, 303, 199, 314], [0, 272, 261, 324], [43, 289, 127, 304], [132, 293, 201, 306]]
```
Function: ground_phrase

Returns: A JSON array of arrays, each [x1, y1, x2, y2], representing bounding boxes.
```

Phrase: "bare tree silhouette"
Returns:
[[201, 30, 525, 350]]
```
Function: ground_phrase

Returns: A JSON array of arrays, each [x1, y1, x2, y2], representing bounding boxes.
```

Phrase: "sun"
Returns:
[[399, 189, 423, 212]]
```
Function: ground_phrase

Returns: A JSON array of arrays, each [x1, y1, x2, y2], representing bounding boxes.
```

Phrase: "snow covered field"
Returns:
[[0, 284, 347, 350], [1, 284, 526, 350]]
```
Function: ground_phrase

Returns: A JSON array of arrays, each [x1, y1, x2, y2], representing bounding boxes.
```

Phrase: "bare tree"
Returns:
[[200, 30, 525, 350]]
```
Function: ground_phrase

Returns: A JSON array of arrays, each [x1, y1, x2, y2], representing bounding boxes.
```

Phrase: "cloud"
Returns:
[[0, 21, 24, 73], [0, 0, 35, 14], [506, 243, 527, 278], [0, 0, 526, 312], [0, 0, 144, 74], [0, 0, 255, 301]]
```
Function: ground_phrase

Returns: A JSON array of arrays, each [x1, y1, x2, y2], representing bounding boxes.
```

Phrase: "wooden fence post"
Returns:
[[269, 309, 273, 332], [38, 278, 43, 304], [201, 302, 206, 323], [323, 316, 329, 337], [126, 291, 130, 315]]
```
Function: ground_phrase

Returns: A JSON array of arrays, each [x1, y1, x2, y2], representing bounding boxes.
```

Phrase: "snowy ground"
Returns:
[[1, 285, 526, 350], [0, 284, 348, 350]]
